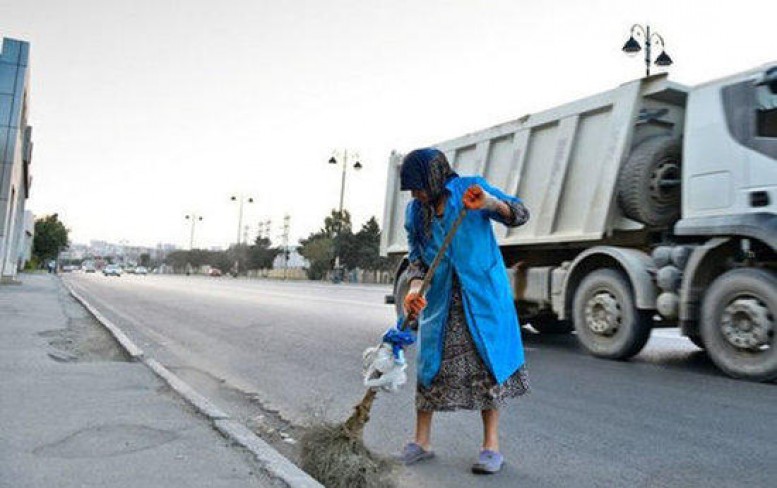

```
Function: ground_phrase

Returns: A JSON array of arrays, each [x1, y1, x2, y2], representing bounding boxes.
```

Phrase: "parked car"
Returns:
[[208, 268, 222, 277], [135, 266, 148, 275], [103, 264, 122, 277], [83, 264, 96, 273]]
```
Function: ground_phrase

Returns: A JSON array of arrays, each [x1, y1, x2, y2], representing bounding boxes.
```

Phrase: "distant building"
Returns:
[[272, 246, 309, 270], [0, 38, 33, 283]]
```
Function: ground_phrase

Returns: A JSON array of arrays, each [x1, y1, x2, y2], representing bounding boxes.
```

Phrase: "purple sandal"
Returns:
[[399, 442, 435, 465], [472, 449, 504, 474]]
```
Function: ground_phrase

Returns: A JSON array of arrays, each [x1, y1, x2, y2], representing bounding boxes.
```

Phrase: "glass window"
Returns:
[[722, 75, 777, 157], [757, 108, 777, 138]]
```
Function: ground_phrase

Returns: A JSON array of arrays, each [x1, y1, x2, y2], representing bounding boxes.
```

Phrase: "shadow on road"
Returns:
[[519, 327, 746, 382]]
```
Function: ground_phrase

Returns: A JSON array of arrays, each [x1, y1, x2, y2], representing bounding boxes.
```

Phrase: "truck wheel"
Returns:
[[573, 269, 652, 359], [393, 267, 411, 319], [617, 135, 682, 226], [700, 268, 777, 382], [528, 315, 574, 334]]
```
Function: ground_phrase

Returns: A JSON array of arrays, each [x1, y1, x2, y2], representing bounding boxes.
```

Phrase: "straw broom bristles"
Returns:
[[300, 389, 397, 488]]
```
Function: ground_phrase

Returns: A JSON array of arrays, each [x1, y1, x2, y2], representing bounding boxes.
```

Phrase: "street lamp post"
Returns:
[[184, 214, 203, 250], [229, 195, 254, 276], [230, 194, 254, 246], [328, 149, 362, 276], [622, 24, 673, 77]]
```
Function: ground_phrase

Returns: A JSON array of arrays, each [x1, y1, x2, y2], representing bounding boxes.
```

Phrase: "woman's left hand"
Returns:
[[463, 185, 486, 209]]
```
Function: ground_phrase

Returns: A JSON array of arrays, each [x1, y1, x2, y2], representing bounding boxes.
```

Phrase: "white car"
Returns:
[[102, 265, 122, 277], [135, 266, 148, 275]]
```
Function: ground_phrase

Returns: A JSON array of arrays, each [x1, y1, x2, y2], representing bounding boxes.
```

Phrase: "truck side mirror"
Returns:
[[755, 67, 777, 94]]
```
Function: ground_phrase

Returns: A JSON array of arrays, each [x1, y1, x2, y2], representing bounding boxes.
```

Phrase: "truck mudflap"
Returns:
[[677, 237, 733, 329], [557, 246, 657, 320]]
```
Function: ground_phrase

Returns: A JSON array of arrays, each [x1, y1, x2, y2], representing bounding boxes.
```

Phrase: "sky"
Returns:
[[0, 0, 774, 249]]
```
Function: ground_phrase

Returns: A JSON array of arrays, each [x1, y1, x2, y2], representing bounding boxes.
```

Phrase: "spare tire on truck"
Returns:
[[617, 135, 682, 227]]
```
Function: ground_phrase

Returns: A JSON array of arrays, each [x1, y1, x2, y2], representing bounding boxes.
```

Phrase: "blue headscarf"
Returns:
[[400, 148, 458, 246]]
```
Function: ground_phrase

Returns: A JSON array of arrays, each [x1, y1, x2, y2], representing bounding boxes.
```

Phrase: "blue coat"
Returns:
[[405, 175, 526, 388]]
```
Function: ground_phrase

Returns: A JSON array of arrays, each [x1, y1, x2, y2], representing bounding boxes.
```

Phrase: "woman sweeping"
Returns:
[[398, 148, 530, 475]]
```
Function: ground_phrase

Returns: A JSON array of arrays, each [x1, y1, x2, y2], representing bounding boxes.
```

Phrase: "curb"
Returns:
[[62, 279, 323, 488]]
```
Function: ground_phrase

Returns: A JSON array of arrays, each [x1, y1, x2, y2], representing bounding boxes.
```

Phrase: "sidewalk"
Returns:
[[0, 274, 280, 488]]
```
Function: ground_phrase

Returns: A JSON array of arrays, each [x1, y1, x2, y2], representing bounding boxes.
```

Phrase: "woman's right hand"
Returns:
[[403, 291, 427, 316]]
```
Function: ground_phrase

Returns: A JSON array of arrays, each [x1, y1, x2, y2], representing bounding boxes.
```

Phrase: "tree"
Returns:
[[337, 217, 389, 271], [298, 211, 390, 279], [323, 209, 352, 238], [297, 209, 350, 280], [248, 236, 280, 270], [139, 253, 151, 267], [298, 234, 334, 280], [33, 214, 69, 263], [354, 217, 389, 271], [164, 250, 190, 270]]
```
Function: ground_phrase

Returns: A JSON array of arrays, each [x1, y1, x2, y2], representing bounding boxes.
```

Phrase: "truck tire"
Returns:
[[700, 268, 777, 382], [573, 269, 653, 359], [528, 314, 574, 334], [617, 135, 682, 226], [393, 267, 411, 319]]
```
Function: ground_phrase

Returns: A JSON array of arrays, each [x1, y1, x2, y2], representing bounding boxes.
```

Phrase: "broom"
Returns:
[[300, 207, 467, 488]]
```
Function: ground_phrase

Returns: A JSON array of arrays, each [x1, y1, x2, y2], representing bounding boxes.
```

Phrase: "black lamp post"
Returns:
[[184, 214, 203, 250], [230, 195, 254, 246], [328, 150, 362, 275], [622, 24, 673, 77]]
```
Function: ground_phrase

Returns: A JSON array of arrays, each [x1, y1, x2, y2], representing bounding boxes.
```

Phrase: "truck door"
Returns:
[[721, 67, 777, 213]]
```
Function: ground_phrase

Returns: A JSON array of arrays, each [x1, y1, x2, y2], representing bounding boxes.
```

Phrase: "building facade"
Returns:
[[0, 38, 32, 283], [20, 209, 33, 268]]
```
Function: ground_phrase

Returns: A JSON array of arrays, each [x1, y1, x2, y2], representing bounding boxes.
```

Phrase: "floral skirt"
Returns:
[[416, 279, 530, 411]]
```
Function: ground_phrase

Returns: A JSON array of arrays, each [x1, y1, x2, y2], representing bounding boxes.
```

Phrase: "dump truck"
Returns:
[[380, 63, 777, 381]]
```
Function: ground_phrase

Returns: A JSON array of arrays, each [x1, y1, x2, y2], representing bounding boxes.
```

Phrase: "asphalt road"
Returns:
[[62, 273, 777, 488]]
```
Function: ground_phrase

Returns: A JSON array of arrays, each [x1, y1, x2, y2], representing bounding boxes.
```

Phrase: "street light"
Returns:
[[229, 194, 254, 277], [622, 24, 673, 77], [328, 149, 362, 275], [184, 214, 203, 250], [230, 194, 254, 246]]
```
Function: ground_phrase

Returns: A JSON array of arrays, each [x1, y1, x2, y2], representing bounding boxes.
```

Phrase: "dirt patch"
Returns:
[[38, 285, 130, 363]]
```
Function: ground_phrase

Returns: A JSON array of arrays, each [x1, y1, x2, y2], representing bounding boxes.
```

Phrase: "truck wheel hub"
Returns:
[[585, 293, 621, 335], [649, 159, 680, 204], [721, 298, 773, 350]]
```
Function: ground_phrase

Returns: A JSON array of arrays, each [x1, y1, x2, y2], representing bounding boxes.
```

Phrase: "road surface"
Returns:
[[63, 273, 777, 487]]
